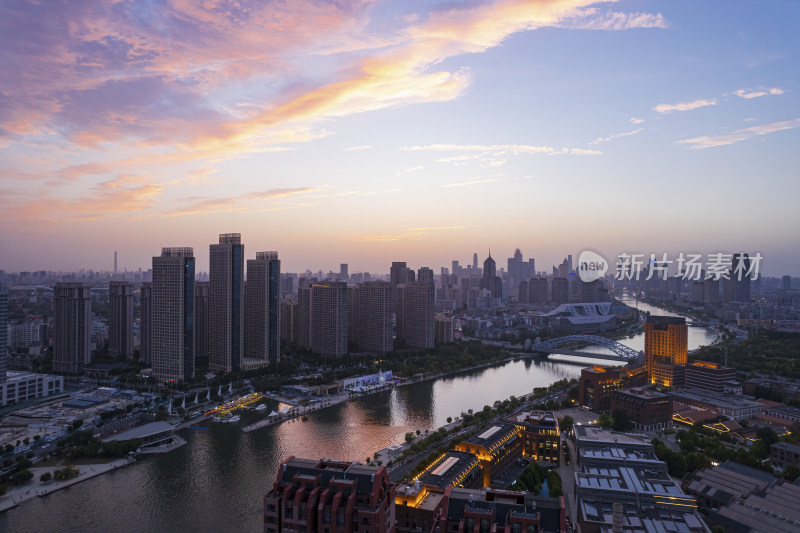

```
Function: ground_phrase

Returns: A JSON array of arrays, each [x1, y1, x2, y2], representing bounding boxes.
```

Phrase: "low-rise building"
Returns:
[[682, 462, 800, 532], [573, 425, 708, 533], [395, 451, 482, 533], [578, 363, 647, 412], [668, 389, 764, 421], [264, 457, 395, 533], [610, 387, 672, 431], [767, 404, 800, 425], [455, 423, 521, 487], [684, 361, 736, 393], [0, 371, 64, 407], [771, 441, 800, 468], [505, 410, 560, 464], [440, 487, 566, 533]]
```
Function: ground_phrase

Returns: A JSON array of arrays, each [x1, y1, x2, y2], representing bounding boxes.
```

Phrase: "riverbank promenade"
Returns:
[[0, 456, 135, 513]]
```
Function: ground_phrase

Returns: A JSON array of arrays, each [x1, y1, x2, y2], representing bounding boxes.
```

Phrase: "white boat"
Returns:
[[255, 404, 267, 411], [227, 415, 241, 423]]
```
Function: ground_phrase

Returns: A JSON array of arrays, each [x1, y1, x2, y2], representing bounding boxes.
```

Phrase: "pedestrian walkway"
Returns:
[[0, 457, 135, 513]]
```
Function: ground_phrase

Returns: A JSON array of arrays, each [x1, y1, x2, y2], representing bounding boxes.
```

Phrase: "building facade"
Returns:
[[351, 281, 393, 355], [0, 287, 7, 383], [610, 388, 672, 431], [194, 281, 209, 369], [685, 361, 736, 393], [395, 282, 435, 350], [245, 251, 281, 367], [152, 247, 195, 381], [311, 281, 348, 358], [53, 283, 91, 373], [264, 457, 395, 533], [578, 363, 647, 412], [644, 315, 687, 387], [209, 233, 244, 372], [506, 410, 560, 464], [108, 281, 134, 358], [140, 282, 152, 365], [455, 423, 521, 487]]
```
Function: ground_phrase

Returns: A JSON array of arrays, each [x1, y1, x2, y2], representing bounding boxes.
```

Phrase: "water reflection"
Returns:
[[0, 301, 716, 533]]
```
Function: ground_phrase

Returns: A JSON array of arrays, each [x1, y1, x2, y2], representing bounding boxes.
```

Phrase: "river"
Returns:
[[0, 298, 716, 533]]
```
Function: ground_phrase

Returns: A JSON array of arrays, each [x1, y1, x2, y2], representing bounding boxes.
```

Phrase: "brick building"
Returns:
[[264, 457, 395, 533], [610, 388, 672, 431], [455, 423, 521, 487], [440, 487, 566, 533], [505, 410, 560, 464], [578, 363, 646, 412]]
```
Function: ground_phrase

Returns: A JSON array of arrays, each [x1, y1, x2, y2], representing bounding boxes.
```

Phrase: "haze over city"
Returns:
[[1, 0, 798, 275]]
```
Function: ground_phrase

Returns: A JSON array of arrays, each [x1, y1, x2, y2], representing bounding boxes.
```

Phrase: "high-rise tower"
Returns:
[[108, 281, 134, 358], [310, 281, 348, 358], [0, 287, 7, 383], [152, 247, 195, 381], [351, 281, 393, 355], [53, 283, 92, 373], [209, 233, 244, 373], [245, 251, 281, 367], [644, 315, 687, 388]]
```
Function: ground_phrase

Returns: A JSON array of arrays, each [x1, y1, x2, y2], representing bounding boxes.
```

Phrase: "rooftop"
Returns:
[[102, 421, 174, 442], [418, 451, 480, 490], [461, 423, 517, 449]]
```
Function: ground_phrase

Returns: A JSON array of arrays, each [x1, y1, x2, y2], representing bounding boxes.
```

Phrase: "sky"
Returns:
[[1, 0, 799, 276]]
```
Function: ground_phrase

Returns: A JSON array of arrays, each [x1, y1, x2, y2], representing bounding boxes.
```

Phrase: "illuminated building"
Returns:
[[455, 423, 521, 486], [395, 451, 482, 533], [263, 457, 395, 533], [506, 410, 561, 464], [209, 233, 244, 373], [684, 361, 736, 393], [573, 426, 707, 533], [152, 247, 195, 381], [578, 363, 647, 412], [440, 487, 566, 533], [53, 282, 91, 374], [644, 316, 687, 387]]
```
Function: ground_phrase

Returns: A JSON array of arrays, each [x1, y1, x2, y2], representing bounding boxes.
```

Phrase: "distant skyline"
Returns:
[[1, 1, 799, 276]]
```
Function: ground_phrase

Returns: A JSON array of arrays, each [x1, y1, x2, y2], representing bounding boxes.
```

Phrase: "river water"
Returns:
[[0, 297, 716, 533]]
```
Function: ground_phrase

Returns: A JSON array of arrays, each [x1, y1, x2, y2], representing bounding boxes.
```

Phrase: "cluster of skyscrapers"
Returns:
[[281, 261, 436, 358], [50, 234, 281, 382]]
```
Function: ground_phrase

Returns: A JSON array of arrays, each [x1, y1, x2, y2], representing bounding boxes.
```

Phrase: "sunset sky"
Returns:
[[2, 0, 799, 276]]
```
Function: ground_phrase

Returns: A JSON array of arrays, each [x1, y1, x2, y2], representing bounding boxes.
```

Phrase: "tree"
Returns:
[[405, 432, 414, 444], [72, 419, 83, 430], [446, 417, 453, 424], [611, 408, 632, 431], [40, 471, 52, 482], [756, 426, 779, 447], [598, 413, 614, 429], [558, 415, 574, 431], [782, 464, 800, 482], [14, 469, 34, 484]]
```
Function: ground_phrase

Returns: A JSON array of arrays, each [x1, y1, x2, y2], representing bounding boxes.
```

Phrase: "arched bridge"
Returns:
[[531, 335, 642, 362]]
